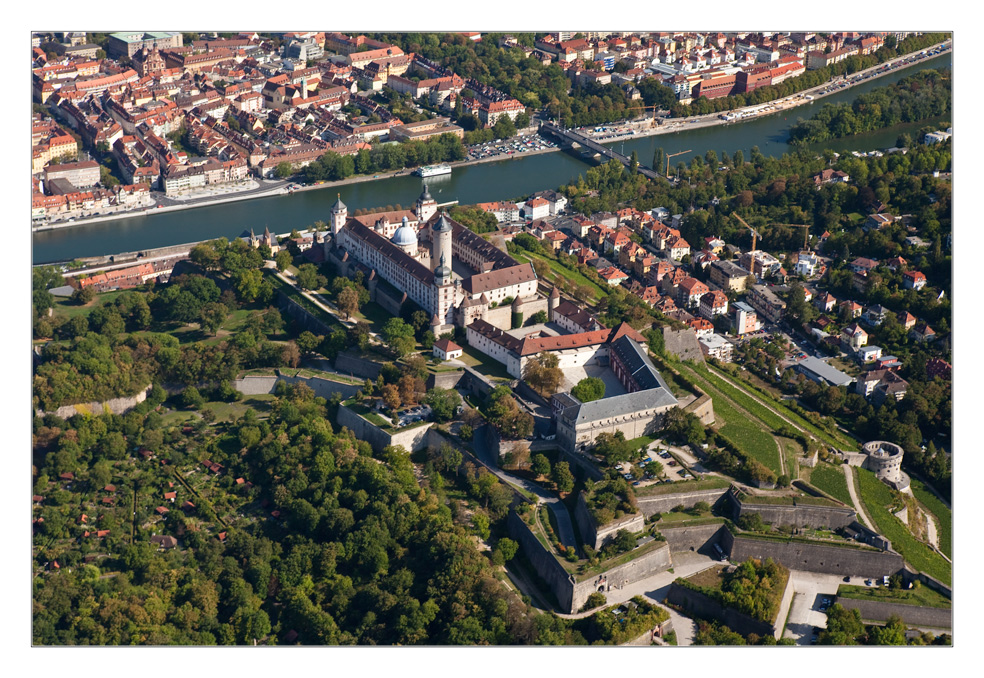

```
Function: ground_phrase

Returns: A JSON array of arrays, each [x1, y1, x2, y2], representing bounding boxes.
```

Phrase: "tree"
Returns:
[[295, 331, 322, 355], [336, 285, 360, 321], [532, 454, 551, 478], [522, 352, 563, 397], [820, 604, 865, 645], [199, 302, 227, 336], [295, 264, 325, 291], [275, 249, 292, 271], [484, 386, 534, 439], [424, 388, 461, 423], [381, 384, 401, 412], [494, 537, 518, 563], [383, 318, 416, 358], [70, 286, 95, 305], [275, 162, 293, 179], [552, 461, 575, 494], [571, 377, 605, 403], [529, 310, 548, 324], [181, 386, 205, 409]]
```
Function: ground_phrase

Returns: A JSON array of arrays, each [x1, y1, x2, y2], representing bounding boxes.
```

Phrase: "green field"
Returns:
[[910, 478, 952, 559], [836, 584, 950, 609], [808, 463, 853, 505], [708, 365, 855, 450], [512, 249, 608, 302], [673, 361, 782, 475], [855, 468, 951, 585], [634, 475, 732, 497]]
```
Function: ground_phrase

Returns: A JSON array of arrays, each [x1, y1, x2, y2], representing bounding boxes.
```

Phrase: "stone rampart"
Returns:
[[684, 393, 715, 426], [277, 292, 335, 336], [834, 597, 951, 629], [335, 352, 384, 380], [336, 403, 434, 453], [726, 489, 856, 529], [660, 523, 729, 554], [571, 543, 671, 612], [508, 510, 576, 612], [574, 492, 645, 550], [234, 373, 362, 401], [635, 487, 731, 518], [36, 384, 152, 419], [667, 580, 776, 638], [427, 369, 464, 390], [728, 535, 905, 578]]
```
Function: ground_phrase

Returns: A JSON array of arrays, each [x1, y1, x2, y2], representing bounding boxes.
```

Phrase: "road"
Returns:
[[472, 426, 579, 551], [843, 465, 874, 529]]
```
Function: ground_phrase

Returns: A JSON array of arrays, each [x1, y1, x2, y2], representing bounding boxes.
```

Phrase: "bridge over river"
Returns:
[[540, 122, 662, 180]]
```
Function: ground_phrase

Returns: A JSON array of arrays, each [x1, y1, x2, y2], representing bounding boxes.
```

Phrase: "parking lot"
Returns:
[[465, 133, 557, 161], [782, 571, 855, 645]]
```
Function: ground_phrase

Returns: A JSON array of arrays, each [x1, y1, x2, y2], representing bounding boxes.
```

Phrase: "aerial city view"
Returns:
[[30, 30, 952, 647]]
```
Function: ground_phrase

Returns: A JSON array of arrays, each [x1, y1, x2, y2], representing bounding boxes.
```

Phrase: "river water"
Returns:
[[32, 53, 950, 264]]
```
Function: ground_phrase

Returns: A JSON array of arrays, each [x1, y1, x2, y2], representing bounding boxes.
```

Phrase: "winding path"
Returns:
[[843, 465, 874, 529]]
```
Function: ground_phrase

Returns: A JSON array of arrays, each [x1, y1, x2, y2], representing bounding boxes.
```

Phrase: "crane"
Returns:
[[629, 104, 669, 127], [732, 213, 761, 251], [664, 149, 693, 178], [772, 223, 813, 250]]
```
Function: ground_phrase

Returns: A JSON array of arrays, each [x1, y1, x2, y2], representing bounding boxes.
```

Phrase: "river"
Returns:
[[32, 53, 951, 265]]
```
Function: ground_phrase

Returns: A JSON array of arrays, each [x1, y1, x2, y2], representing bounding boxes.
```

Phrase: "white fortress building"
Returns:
[[323, 186, 543, 334]]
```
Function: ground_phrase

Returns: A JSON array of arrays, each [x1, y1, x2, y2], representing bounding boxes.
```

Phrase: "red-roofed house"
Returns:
[[433, 338, 464, 361], [699, 290, 729, 320], [903, 270, 927, 290], [677, 277, 709, 310], [925, 358, 951, 380], [688, 317, 714, 338], [598, 267, 630, 286]]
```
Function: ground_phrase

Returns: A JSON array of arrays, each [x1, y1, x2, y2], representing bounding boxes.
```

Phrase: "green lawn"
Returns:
[[910, 478, 951, 559], [351, 301, 393, 335], [673, 361, 782, 475], [808, 463, 853, 505], [634, 475, 732, 497], [51, 290, 124, 321], [457, 345, 513, 381], [836, 583, 950, 609], [855, 468, 951, 585], [525, 251, 608, 302], [709, 365, 856, 450]]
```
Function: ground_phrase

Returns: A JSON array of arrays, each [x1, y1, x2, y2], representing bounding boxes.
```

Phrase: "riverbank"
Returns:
[[31, 41, 947, 235]]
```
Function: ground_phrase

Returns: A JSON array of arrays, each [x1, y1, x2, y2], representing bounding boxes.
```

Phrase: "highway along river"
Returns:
[[33, 53, 950, 265]]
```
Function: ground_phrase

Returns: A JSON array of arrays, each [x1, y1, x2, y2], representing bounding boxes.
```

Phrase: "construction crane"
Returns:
[[772, 223, 813, 250], [665, 149, 693, 178], [629, 104, 669, 127], [732, 213, 761, 251]]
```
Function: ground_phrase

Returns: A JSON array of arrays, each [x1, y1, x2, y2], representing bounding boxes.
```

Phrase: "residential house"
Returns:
[[839, 300, 863, 319], [814, 292, 837, 313], [433, 338, 464, 361], [677, 277, 709, 310], [598, 267, 630, 286], [864, 213, 894, 231], [698, 333, 733, 362], [910, 323, 936, 343], [747, 284, 786, 324], [709, 260, 754, 293], [732, 301, 761, 335], [857, 345, 883, 363], [925, 358, 951, 380], [841, 323, 868, 352], [688, 317, 714, 339], [849, 257, 879, 273], [699, 290, 729, 320], [903, 270, 927, 290], [863, 304, 889, 326], [855, 369, 908, 403]]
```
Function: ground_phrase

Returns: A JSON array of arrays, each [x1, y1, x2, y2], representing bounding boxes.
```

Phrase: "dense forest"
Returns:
[[788, 69, 951, 145]]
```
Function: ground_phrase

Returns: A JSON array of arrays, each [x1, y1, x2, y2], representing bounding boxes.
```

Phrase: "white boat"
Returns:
[[414, 164, 452, 178]]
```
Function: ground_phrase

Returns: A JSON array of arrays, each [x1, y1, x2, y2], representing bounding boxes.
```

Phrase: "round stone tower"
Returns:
[[431, 210, 453, 272], [330, 193, 347, 237], [549, 286, 560, 319], [862, 441, 907, 490]]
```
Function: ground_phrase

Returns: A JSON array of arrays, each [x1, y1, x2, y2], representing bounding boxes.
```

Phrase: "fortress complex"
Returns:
[[552, 332, 679, 452], [324, 186, 539, 334], [840, 440, 909, 491]]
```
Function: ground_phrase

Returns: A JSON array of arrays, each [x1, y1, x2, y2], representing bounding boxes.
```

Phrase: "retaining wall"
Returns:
[[834, 597, 951, 630], [234, 373, 362, 400], [558, 448, 606, 482], [336, 403, 434, 453], [571, 543, 671, 613], [684, 393, 716, 426], [335, 352, 384, 380], [277, 292, 335, 336], [635, 487, 731, 518], [660, 523, 729, 554], [728, 496, 857, 530], [728, 535, 905, 578], [36, 383, 153, 419], [667, 581, 776, 639], [574, 492, 645, 550]]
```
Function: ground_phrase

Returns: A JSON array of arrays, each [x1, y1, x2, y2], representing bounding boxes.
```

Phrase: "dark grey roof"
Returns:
[[420, 184, 433, 201], [793, 356, 854, 387], [567, 387, 677, 425], [610, 335, 667, 392], [433, 211, 454, 233], [331, 194, 347, 212]]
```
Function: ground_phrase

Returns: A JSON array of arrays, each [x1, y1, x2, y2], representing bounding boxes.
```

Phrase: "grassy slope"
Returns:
[[909, 477, 952, 559], [808, 463, 853, 506], [855, 468, 951, 585]]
